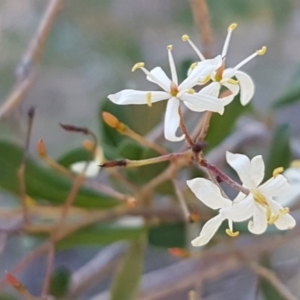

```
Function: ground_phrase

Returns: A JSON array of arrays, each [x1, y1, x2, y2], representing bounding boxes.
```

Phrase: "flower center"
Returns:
[[170, 81, 179, 97], [252, 189, 268, 206], [215, 62, 225, 82]]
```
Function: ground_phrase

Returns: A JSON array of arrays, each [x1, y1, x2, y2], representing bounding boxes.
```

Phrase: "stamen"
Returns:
[[198, 75, 211, 84], [268, 214, 280, 224], [291, 160, 300, 168], [257, 46, 267, 56], [182, 34, 205, 61], [280, 207, 290, 214], [227, 78, 239, 85], [146, 92, 152, 107], [190, 62, 198, 71], [170, 81, 179, 97], [221, 23, 237, 58], [187, 88, 195, 94], [215, 62, 225, 82], [225, 229, 239, 237], [132, 62, 145, 72], [273, 167, 284, 178], [167, 45, 178, 85], [253, 190, 268, 206]]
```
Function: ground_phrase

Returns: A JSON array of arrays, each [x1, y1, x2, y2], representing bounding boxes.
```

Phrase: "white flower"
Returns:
[[187, 178, 238, 247], [71, 146, 103, 178], [276, 161, 300, 207], [221, 152, 296, 234], [182, 23, 267, 106], [108, 45, 224, 142]]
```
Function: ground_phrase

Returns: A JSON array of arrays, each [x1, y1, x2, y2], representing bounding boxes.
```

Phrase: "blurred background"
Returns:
[[0, 0, 300, 299]]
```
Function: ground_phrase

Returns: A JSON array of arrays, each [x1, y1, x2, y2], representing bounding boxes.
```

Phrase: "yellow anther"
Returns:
[[228, 23, 237, 31], [225, 229, 240, 237], [291, 160, 300, 168], [182, 35, 190, 41], [131, 62, 145, 72], [253, 190, 268, 206], [190, 62, 198, 70], [187, 88, 195, 94], [146, 92, 152, 107], [83, 140, 95, 152], [257, 46, 267, 56], [273, 167, 284, 178], [227, 78, 239, 85], [167, 45, 173, 50], [198, 75, 211, 84], [280, 207, 290, 214]]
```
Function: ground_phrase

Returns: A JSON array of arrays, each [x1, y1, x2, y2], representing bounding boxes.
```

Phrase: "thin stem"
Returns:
[[41, 242, 55, 298], [172, 179, 190, 222], [196, 111, 212, 142], [190, 0, 213, 59], [200, 159, 250, 195], [178, 107, 194, 147], [18, 107, 35, 225]]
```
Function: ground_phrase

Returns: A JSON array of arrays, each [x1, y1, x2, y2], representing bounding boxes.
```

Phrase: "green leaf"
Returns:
[[0, 141, 118, 208], [273, 65, 300, 107], [0, 294, 17, 300], [57, 222, 146, 249], [265, 124, 291, 178], [110, 237, 146, 300], [205, 97, 252, 150], [149, 223, 186, 248], [50, 267, 71, 298]]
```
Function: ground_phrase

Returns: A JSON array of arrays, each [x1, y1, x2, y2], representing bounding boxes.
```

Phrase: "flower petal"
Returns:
[[220, 81, 240, 106], [199, 82, 221, 97], [164, 98, 184, 142], [108, 89, 169, 105], [248, 205, 267, 234], [274, 213, 296, 230], [226, 152, 257, 189], [181, 93, 224, 114], [71, 161, 100, 177], [259, 175, 290, 198], [235, 71, 255, 105], [187, 178, 232, 209], [179, 55, 222, 90], [191, 214, 225, 247], [146, 67, 171, 90], [250, 155, 265, 186], [221, 195, 255, 222]]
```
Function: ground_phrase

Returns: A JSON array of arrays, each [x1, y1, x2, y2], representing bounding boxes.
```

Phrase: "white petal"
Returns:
[[71, 161, 100, 177], [274, 213, 296, 230], [226, 152, 257, 189], [146, 67, 171, 90], [179, 56, 222, 90], [164, 98, 184, 142], [235, 71, 255, 105], [250, 155, 265, 186], [222, 68, 236, 79], [220, 81, 240, 106], [266, 199, 282, 214], [187, 178, 232, 209], [259, 175, 290, 198], [233, 192, 247, 203], [199, 82, 221, 97], [284, 167, 300, 182], [167, 49, 178, 85], [276, 184, 300, 207], [108, 89, 169, 105], [191, 214, 225, 247], [181, 93, 224, 114], [221, 195, 255, 221], [248, 205, 268, 234]]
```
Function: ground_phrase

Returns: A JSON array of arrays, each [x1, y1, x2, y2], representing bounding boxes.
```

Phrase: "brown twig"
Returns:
[[0, 0, 63, 119], [249, 261, 298, 300], [172, 179, 190, 222], [189, 0, 213, 58], [41, 243, 55, 298], [178, 107, 194, 148], [18, 107, 35, 225]]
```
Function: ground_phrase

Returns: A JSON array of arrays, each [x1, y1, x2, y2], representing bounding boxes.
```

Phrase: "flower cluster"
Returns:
[[107, 23, 297, 247]]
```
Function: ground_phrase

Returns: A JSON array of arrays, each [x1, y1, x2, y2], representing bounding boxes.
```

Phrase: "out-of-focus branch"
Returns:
[[249, 261, 298, 300], [0, 0, 63, 119], [189, 0, 213, 58]]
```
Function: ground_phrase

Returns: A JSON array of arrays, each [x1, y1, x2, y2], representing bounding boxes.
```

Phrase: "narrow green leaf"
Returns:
[[0, 141, 118, 208], [149, 223, 186, 248], [265, 124, 291, 178], [57, 223, 146, 250], [205, 97, 252, 150], [110, 237, 146, 300], [50, 267, 71, 298]]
